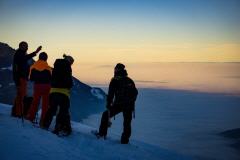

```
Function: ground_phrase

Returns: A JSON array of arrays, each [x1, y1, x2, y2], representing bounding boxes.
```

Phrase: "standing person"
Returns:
[[42, 54, 74, 136], [27, 52, 52, 127], [12, 41, 42, 118], [95, 63, 138, 144]]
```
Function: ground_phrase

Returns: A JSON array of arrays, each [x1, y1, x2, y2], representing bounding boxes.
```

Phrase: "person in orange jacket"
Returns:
[[27, 52, 52, 127]]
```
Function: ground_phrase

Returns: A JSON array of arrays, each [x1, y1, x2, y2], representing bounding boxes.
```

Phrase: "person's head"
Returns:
[[39, 52, 48, 61], [63, 54, 74, 65], [114, 63, 127, 77], [114, 63, 125, 73], [19, 41, 28, 52]]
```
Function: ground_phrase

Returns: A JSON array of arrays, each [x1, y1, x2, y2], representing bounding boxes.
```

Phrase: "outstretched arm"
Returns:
[[25, 46, 42, 59]]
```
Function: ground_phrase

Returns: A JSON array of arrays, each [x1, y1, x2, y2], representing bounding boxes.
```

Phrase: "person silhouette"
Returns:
[[27, 52, 52, 127], [42, 54, 74, 136], [12, 41, 42, 118], [95, 63, 138, 144]]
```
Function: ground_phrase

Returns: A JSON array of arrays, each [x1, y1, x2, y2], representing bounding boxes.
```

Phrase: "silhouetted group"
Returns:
[[12, 41, 138, 144]]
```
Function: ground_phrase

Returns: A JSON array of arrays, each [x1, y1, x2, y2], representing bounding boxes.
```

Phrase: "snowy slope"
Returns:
[[0, 103, 190, 160]]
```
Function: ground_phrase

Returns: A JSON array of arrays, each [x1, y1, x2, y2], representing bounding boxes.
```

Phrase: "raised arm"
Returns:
[[25, 46, 42, 59], [107, 78, 116, 108]]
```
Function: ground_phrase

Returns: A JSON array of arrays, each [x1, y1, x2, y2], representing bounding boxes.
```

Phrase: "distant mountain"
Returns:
[[0, 42, 15, 68], [0, 42, 106, 121], [71, 78, 106, 121]]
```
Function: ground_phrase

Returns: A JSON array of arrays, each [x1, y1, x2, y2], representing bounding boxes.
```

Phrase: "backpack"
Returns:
[[51, 59, 73, 88], [115, 77, 138, 105]]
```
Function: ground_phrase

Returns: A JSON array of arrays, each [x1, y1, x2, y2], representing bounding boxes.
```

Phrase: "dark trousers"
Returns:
[[43, 93, 71, 134], [99, 104, 133, 143]]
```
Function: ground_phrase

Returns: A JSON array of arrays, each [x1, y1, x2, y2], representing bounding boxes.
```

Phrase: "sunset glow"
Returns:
[[1, 0, 240, 91]]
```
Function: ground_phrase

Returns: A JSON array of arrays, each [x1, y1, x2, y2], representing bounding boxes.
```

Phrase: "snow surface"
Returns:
[[1, 65, 12, 71], [8, 83, 14, 86], [91, 88, 105, 100], [0, 103, 190, 160]]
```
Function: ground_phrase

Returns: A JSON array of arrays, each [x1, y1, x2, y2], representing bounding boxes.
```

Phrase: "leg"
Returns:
[[42, 93, 58, 129], [15, 78, 27, 117], [27, 84, 41, 122], [121, 109, 132, 144], [39, 84, 51, 126], [54, 94, 70, 133], [98, 106, 122, 137]]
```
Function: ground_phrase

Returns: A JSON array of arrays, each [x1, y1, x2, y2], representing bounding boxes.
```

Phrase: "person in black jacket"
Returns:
[[95, 63, 138, 144], [12, 41, 42, 117], [42, 54, 74, 136]]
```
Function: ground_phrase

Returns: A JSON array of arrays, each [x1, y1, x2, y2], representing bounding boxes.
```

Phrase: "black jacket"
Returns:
[[107, 70, 138, 108], [51, 59, 73, 88], [29, 60, 52, 84], [12, 49, 36, 85]]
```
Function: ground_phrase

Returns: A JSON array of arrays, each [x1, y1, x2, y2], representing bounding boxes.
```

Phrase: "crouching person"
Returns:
[[95, 63, 138, 144], [42, 54, 74, 136], [27, 52, 52, 127]]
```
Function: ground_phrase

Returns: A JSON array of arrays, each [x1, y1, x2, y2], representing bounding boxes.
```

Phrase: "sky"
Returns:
[[0, 0, 240, 65]]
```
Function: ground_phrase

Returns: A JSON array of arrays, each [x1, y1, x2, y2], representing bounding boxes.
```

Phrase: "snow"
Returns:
[[0, 103, 190, 160], [8, 83, 15, 86], [91, 88, 105, 100], [1, 65, 12, 71]]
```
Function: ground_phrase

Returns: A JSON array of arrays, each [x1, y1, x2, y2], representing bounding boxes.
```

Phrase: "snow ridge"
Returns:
[[0, 103, 190, 160]]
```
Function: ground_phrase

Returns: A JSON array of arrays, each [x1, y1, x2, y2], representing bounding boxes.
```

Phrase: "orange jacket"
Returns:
[[29, 60, 52, 84]]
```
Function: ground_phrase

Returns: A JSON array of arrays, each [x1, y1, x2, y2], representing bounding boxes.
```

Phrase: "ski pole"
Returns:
[[34, 110, 38, 125]]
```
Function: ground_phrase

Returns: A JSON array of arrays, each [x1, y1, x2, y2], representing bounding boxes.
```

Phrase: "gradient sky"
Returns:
[[0, 0, 240, 64]]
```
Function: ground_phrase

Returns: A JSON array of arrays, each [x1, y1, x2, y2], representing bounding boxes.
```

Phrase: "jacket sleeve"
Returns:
[[107, 78, 116, 105], [64, 63, 73, 88], [25, 52, 37, 60], [129, 78, 138, 102], [133, 82, 138, 101], [12, 54, 21, 86], [12, 64, 20, 86], [68, 66, 73, 88]]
